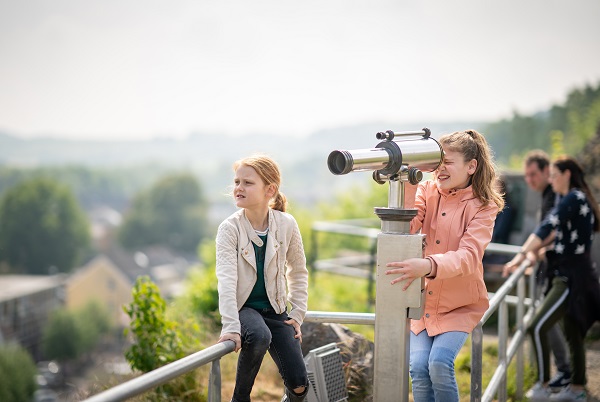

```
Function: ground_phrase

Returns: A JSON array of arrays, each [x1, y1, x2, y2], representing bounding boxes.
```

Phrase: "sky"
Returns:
[[1, 0, 599, 141]]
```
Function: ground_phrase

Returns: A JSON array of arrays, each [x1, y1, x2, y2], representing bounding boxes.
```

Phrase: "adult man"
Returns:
[[522, 150, 571, 391]]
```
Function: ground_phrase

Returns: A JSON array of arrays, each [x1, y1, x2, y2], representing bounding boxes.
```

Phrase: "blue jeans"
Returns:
[[232, 307, 308, 402], [409, 330, 469, 402]]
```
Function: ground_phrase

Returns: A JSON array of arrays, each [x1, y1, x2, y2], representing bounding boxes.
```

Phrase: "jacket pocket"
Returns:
[[437, 279, 478, 313]]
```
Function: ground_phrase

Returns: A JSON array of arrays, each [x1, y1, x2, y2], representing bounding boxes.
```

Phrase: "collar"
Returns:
[[436, 183, 475, 200], [241, 209, 277, 247]]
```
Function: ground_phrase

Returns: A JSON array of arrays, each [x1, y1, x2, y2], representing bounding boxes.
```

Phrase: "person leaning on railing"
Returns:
[[503, 156, 600, 402]]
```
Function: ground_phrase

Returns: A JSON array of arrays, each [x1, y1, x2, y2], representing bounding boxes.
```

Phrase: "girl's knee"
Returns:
[[245, 329, 271, 351], [428, 359, 454, 383], [410, 351, 430, 377], [284, 384, 308, 402]]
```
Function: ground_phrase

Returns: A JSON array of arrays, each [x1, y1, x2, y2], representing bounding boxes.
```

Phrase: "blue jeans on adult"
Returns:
[[410, 330, 469, 402], [232, 307, 308, 402]]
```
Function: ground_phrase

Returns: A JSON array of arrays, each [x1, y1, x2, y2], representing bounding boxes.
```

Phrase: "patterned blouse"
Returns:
[[534, 188, 595, 256]]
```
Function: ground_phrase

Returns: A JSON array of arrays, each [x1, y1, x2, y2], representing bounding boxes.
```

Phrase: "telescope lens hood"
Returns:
[[327, 150, 353, 175]]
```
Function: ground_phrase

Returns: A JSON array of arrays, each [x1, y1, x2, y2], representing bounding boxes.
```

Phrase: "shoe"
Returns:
[[549, 371, 572, 391], [526, 382, 552, 401], [549, 385, 587, 401]]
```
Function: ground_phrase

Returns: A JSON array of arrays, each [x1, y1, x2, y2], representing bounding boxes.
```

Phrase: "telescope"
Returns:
[[327, 128, 443, 185], [326, 128, 444, 401]]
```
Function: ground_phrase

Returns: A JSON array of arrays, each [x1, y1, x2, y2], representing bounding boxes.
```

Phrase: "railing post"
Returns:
[[208, 358, 222, 402], [498, 300, 508, 401], [516, 274, 526, 399], [309, 228, 318, 283], [470, 322, 484, 402], [367, 237, 377, 307]]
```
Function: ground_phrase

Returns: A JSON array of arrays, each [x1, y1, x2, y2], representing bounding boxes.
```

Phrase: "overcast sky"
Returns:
[[1, 0, 599, 141]]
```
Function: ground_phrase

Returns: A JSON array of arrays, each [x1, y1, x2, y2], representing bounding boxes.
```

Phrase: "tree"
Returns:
[[0, 177, 90, 274], [0, 343, 37, 402], [118, 173, 208, 253], [42, 309, 84, 362], [41, 303, 112, 379]]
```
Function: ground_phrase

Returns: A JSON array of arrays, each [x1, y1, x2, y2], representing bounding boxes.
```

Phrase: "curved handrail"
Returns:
[[83, 341, 236, 402]]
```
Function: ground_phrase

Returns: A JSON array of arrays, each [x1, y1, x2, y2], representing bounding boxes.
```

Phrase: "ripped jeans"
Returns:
[[232, 307, 308, 402]]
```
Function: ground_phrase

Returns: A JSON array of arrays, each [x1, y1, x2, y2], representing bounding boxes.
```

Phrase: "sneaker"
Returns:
[[550, 385, 587, 401], [549, 371, 572, 391], [526, 382, 552, 401]]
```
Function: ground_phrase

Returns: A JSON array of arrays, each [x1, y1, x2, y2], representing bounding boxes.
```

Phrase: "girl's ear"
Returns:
[[468, 159, 478, 176], [265, 183, 276, 198]]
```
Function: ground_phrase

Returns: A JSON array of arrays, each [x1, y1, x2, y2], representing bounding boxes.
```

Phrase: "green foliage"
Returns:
[[123, 276, 202, 401], [0, 177, 90, 274], [42, 302, 112, 363], [485, 81, 600, 165], [308, 182, 384, 261], [124, 276, 184, 372], [42, 309, 84, 361], [119, 173, 209, 253], [185, 245, 220, 327], [0, 343, 37, 402], [0, 164, 171, 211], [75, 301, 112, 352]]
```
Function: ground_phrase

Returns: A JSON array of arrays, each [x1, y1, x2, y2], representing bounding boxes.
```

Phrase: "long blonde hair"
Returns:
[[439, 130, 504, 211], [233, 155, 288, 212]]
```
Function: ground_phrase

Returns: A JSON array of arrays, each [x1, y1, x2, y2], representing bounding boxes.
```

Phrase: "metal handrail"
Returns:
[[83, 341, 236, 402], [82, 243, 535, 402]]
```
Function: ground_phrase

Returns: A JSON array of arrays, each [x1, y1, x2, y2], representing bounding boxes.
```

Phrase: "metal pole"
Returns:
[[498, 300, 508, 401], [471, 323, 484, 402], [516, 275, 526, 399], [208, 359, 222, 402], [373, 179, 425, 402]]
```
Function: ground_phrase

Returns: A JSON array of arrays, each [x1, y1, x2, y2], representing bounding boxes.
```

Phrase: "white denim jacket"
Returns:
[[216, 208, 308, 336]]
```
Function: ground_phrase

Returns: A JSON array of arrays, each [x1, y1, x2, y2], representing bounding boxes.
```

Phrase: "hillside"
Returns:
[[0, 121, 482, 214], [578, 126, 600, 199]]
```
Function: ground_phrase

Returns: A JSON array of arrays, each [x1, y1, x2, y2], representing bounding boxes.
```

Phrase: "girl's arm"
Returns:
[[285, 217, 309, 326], [215, 222, 242, 337], [502, 233, 543, 276]]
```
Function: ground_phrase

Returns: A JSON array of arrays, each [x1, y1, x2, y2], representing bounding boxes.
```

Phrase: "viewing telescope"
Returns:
[[326, 128, 444, 400], [327, 128, 443, 185]]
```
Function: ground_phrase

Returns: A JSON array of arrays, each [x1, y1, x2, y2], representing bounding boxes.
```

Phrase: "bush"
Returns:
[[0, 343, 37, 402], [123, 276, 203, 401]]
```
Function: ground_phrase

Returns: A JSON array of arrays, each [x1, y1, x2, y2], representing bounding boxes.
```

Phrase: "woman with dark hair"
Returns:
[[504, 156, 600, 401]]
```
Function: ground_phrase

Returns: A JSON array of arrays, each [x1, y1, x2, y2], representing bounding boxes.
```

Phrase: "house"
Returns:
[[0, 274, 67, 360], [66, 245, 196, 327]]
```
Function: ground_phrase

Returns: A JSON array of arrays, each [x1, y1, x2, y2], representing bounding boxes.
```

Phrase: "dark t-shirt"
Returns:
[[244, 234, 271, 310], [540, 184, 559, 263], [540, 184, 557, 222]]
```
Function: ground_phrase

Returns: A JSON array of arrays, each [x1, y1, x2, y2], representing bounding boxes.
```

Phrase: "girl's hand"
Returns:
[[218, 333, 242, 352], [285, 318, 303, 343], [385, 258, 432, 291]]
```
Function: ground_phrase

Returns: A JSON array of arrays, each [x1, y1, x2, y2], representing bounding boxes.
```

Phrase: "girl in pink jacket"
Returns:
[[386, 130, 504, 402]]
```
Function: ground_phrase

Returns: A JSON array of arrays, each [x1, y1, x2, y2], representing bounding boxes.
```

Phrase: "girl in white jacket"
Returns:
[[216, 155, 309, 402]]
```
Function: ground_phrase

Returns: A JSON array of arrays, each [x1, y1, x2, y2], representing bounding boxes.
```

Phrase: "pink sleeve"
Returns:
[[409, 182, 428, 234]]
